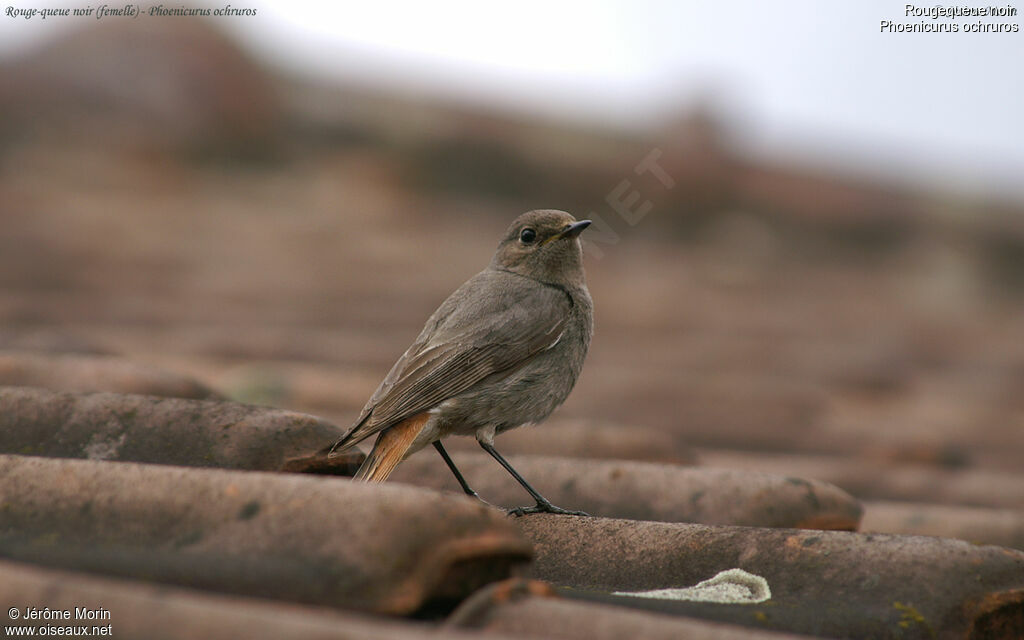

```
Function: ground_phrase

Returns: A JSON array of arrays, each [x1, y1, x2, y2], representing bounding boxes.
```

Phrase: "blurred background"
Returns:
[[1, 1, 1022, 472]]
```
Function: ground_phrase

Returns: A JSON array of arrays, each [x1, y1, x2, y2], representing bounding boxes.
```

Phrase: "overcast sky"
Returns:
[[2, 0, 1022, 198]]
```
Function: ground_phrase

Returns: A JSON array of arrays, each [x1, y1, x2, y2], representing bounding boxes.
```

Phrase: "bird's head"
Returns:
[[490, 210, 591, 287]]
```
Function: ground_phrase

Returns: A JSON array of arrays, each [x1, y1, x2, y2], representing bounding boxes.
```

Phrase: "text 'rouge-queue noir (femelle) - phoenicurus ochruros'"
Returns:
[[329, 210, 593, 516]]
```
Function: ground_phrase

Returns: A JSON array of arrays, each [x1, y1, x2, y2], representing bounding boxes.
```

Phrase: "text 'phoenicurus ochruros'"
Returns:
[[329, 210, 593, 516]]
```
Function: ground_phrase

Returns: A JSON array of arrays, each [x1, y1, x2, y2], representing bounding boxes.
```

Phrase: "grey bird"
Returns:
[[329, 209, 593, 516]]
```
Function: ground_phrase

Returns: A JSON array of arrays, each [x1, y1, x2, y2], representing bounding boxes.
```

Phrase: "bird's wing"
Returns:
[[331, 271, 568, 451]]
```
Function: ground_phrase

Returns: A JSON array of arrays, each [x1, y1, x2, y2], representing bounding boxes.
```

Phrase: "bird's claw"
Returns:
[[506, 501, 590, 517]]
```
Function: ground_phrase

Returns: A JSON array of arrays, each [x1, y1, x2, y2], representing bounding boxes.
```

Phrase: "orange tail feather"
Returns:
[[353, 413, 430, 482]]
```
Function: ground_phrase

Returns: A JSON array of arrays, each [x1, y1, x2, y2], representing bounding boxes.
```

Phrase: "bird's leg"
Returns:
[[434, 441, 503, 511], [433, 441, 478, 497], [477, 440, 590, 517], [430, 438, 501, 509]]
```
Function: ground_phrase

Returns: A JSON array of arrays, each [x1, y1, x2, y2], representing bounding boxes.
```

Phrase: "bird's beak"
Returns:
[[547, 220, 592, 244]]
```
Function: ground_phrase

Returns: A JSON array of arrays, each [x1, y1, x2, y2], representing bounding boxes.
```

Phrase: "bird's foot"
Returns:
[[506, 501, 590, 517]]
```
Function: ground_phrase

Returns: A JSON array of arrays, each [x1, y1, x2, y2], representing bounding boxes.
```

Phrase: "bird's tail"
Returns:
[[353, 413, 430, 482]]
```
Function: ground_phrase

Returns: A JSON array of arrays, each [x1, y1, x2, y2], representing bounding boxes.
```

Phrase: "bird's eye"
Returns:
[[519, 228, 537, 244]]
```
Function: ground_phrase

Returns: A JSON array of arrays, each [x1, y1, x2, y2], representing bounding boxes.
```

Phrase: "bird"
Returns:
[[329, 209, 593, 516]]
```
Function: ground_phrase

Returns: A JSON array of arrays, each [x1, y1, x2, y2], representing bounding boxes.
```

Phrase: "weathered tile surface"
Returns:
[[447, 578, 816, 639], [0, 351, 222, 399], [391, 452, 862, 530], [0, 386, 342, 472], [515, 515, 1024, 639], [0, 455, 532, 615], [697, 449, 1024, 509], [0, 558, 524, 640], [861, 501, 1024, 550]]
